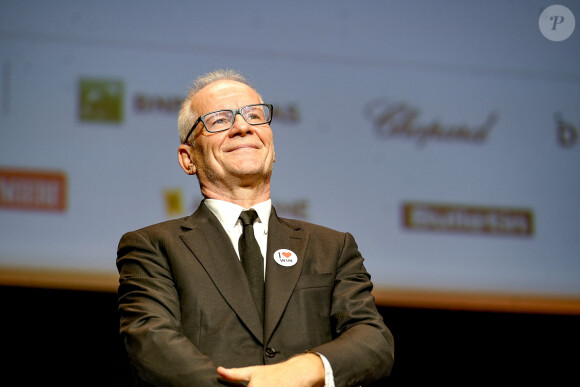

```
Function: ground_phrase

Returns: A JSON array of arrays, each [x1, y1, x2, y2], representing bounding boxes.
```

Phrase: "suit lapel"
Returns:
[[179, 203, 264, 343], [264, 208, 306, 344]]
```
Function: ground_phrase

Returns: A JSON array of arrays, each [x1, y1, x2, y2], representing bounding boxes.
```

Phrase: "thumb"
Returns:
[[217, 365, 255, 382]]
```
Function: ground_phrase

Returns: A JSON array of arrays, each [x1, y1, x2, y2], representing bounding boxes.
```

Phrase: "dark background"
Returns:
[[3, 285, 579, 385]]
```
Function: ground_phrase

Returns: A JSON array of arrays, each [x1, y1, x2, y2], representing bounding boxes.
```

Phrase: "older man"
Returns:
[[117, 69, 394, 386]]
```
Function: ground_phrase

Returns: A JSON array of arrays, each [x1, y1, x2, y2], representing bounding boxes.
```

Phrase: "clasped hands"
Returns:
[[217, 352, 325, 387]]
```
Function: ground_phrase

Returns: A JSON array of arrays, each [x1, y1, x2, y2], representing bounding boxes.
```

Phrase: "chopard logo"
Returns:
[[364, 98, 498, 147]]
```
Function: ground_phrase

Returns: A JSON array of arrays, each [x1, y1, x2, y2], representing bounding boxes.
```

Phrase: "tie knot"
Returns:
[[239, 209, 259, 227]]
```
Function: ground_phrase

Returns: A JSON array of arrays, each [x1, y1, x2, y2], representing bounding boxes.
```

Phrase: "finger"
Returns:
[[217, 366, 254, 382]]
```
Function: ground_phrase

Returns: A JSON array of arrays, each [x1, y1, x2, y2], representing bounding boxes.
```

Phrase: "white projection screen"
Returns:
[[1, 1, 579, 313]]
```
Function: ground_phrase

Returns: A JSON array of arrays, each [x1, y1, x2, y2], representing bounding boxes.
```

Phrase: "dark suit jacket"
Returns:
[[117, 202, 394, 386]]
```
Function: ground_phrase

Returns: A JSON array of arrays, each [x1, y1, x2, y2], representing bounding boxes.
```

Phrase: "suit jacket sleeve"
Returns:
[[117, 228, 237, 387], [311, 232, 395, 386]]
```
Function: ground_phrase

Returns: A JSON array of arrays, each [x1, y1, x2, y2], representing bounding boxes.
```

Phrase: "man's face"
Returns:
[[187, 80, 275, 190]]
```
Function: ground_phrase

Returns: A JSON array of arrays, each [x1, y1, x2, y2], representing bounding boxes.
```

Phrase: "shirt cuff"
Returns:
[[316, 352, 335, 387]]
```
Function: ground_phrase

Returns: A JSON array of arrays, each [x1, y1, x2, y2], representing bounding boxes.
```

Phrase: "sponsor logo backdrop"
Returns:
[[1, 1, 579, 298]]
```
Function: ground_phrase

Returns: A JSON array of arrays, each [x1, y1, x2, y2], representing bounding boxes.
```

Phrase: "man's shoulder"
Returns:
[[122, 216, 190, 238]]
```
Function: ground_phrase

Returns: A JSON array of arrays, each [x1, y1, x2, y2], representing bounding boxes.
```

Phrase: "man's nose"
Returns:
[[229, 113, 254, 136]]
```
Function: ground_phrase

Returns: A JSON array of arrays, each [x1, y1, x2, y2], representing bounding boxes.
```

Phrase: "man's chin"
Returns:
[[232, 169, 270, 179], [227, 165, 273, 181], [230, 159, 273, 174]]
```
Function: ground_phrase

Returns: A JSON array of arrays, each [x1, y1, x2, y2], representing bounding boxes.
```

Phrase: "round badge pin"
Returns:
[[273, 249, 298, 267]]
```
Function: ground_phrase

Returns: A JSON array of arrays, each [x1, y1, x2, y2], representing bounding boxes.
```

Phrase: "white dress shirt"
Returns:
[[204, 199, 271, 272], [203, 199, 335, 387]]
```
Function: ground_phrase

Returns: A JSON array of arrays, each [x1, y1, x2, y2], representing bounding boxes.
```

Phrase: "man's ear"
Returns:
[[178, 144, 197, 175]]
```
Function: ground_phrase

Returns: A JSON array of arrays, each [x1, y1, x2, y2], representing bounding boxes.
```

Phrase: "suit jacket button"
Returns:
[[265, 347, 277, 358]]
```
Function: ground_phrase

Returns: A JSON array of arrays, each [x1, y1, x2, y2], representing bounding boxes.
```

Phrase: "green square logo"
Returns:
[[78, 78, 124, 123]]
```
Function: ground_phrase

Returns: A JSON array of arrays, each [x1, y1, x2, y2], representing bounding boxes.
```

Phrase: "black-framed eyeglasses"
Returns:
[[183, 103, 273, 143]]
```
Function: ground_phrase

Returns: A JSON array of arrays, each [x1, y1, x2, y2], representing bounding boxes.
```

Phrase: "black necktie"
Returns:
[[238, 209, 264, 320]]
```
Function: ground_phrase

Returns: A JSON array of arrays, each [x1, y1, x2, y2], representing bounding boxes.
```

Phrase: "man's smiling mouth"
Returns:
[[226, 144, 260, 152]]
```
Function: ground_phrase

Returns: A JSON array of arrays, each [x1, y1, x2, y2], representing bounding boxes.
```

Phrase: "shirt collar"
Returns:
[[204, 198, 272, 231]]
